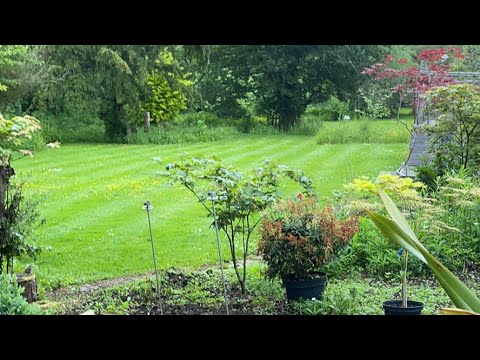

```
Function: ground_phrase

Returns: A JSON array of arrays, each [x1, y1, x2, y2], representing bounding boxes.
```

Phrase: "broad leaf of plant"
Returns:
[[366, 210, 426, 263], [376, 188, 419, 245], [367, 193, 480, 313], [440, 308, 480, 315]]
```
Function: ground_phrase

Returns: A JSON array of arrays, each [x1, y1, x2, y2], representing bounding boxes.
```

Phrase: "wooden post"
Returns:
[[16, 273, 38, 303], [144, 112, 151, 133]]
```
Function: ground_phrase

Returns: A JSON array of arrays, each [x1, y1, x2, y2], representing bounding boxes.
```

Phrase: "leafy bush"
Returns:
[[0, 273, 40, 315], [330, 218, 425, 278], [32, 112, 106, 144], [143, 70, 187, 123], [0, 178, 43, 274], [337, 171, 480, 278], [259, 196, 359, 280], [303, 104, 322, 118], [422, 171, 480, 272], [414, 163, 440, 194], [141, 49, 193, 124], [305, 96, 350, 121], [424, 83, 480, 171], [356, 84, 393, 119], [176, 112, 224, 127], [341, 173, 427, 215], [331, 174, 432, 278], [14, 131, 46, 152], [176, 112, 274, 134], [1, 113, 43, 274]]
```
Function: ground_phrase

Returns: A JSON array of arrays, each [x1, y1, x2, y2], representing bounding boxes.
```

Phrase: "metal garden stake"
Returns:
[[208, 191, 230, 315], [143, 200, 163, 315]]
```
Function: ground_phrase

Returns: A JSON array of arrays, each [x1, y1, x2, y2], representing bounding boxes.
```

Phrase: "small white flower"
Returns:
[[311, 297, 317, 301]]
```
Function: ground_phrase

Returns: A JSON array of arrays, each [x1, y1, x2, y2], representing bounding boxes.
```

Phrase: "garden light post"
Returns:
[[208, 191, 230, 315], [143, 200, 163, 315]]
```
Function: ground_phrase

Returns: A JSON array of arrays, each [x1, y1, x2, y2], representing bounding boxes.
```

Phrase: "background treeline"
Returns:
[[1, 45, 479, 143]]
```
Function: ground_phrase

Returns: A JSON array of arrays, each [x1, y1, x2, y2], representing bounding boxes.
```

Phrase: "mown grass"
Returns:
[[13, 134, 408, 288]]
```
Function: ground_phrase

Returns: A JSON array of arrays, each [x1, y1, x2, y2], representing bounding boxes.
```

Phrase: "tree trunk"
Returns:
[[102, 103, 128, 141], [279, 112, 298, 131], [16, 273, 38, 303]]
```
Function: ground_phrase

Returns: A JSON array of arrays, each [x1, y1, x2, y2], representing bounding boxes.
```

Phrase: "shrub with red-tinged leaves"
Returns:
[[258, 196, 359, 280]]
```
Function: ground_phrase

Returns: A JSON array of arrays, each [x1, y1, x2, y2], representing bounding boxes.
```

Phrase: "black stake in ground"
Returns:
[[208, 191, 230, 315], [143, 200, 163, 315]]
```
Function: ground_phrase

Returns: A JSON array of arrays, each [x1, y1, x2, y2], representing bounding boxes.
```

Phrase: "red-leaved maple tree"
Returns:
[[361, 47, 464, 116]]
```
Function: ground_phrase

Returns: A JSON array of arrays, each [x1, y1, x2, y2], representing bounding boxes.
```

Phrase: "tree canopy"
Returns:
[[195, 45, 387, 130], [0, 45, 401, 138]]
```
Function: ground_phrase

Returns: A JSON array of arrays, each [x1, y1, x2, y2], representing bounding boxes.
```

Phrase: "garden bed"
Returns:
[[41, 264, 480, 315]]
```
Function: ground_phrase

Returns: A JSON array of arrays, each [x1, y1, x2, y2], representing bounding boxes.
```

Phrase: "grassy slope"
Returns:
[[14, 135, 407, 287]]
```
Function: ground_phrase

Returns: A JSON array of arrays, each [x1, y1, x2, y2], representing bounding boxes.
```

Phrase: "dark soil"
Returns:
[[45, 267, 289, 315], [42, 265, 480, 315]]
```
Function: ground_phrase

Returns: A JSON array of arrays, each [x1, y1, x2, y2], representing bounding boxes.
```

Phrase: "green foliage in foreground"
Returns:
[[367, 189, 480, 313], [13, 136, 407, 288], [0, 273, 40, 315], [45, 263, 479, 315], [158, 156, 313, 293]]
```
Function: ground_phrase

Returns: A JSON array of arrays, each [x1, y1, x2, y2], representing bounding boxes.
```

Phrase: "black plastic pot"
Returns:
[[282, 273, 327, 301], [383, 300, 424, 315]]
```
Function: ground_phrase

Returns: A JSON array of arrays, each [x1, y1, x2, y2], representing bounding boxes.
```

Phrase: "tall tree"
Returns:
[[32, 45, 160, 140], [0, 45, 27, 92], [197, 45, 387, 130]]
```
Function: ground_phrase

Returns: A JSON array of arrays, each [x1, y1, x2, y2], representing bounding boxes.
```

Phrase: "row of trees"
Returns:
[[2, 45, 480, 141], [1, 45, 390, 139]]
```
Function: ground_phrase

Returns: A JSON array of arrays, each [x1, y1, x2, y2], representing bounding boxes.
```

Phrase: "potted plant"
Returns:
[[342, 175, 427, 314], [381, 247, 424, 315], [367, 188, 480, 315], [258, 195, 359, 301], [367, 186, 424, 315], [366, 186, 425, 315]]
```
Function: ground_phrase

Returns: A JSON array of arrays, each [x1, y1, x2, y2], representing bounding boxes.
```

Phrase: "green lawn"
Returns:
[[13, 134, 408, 288]]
